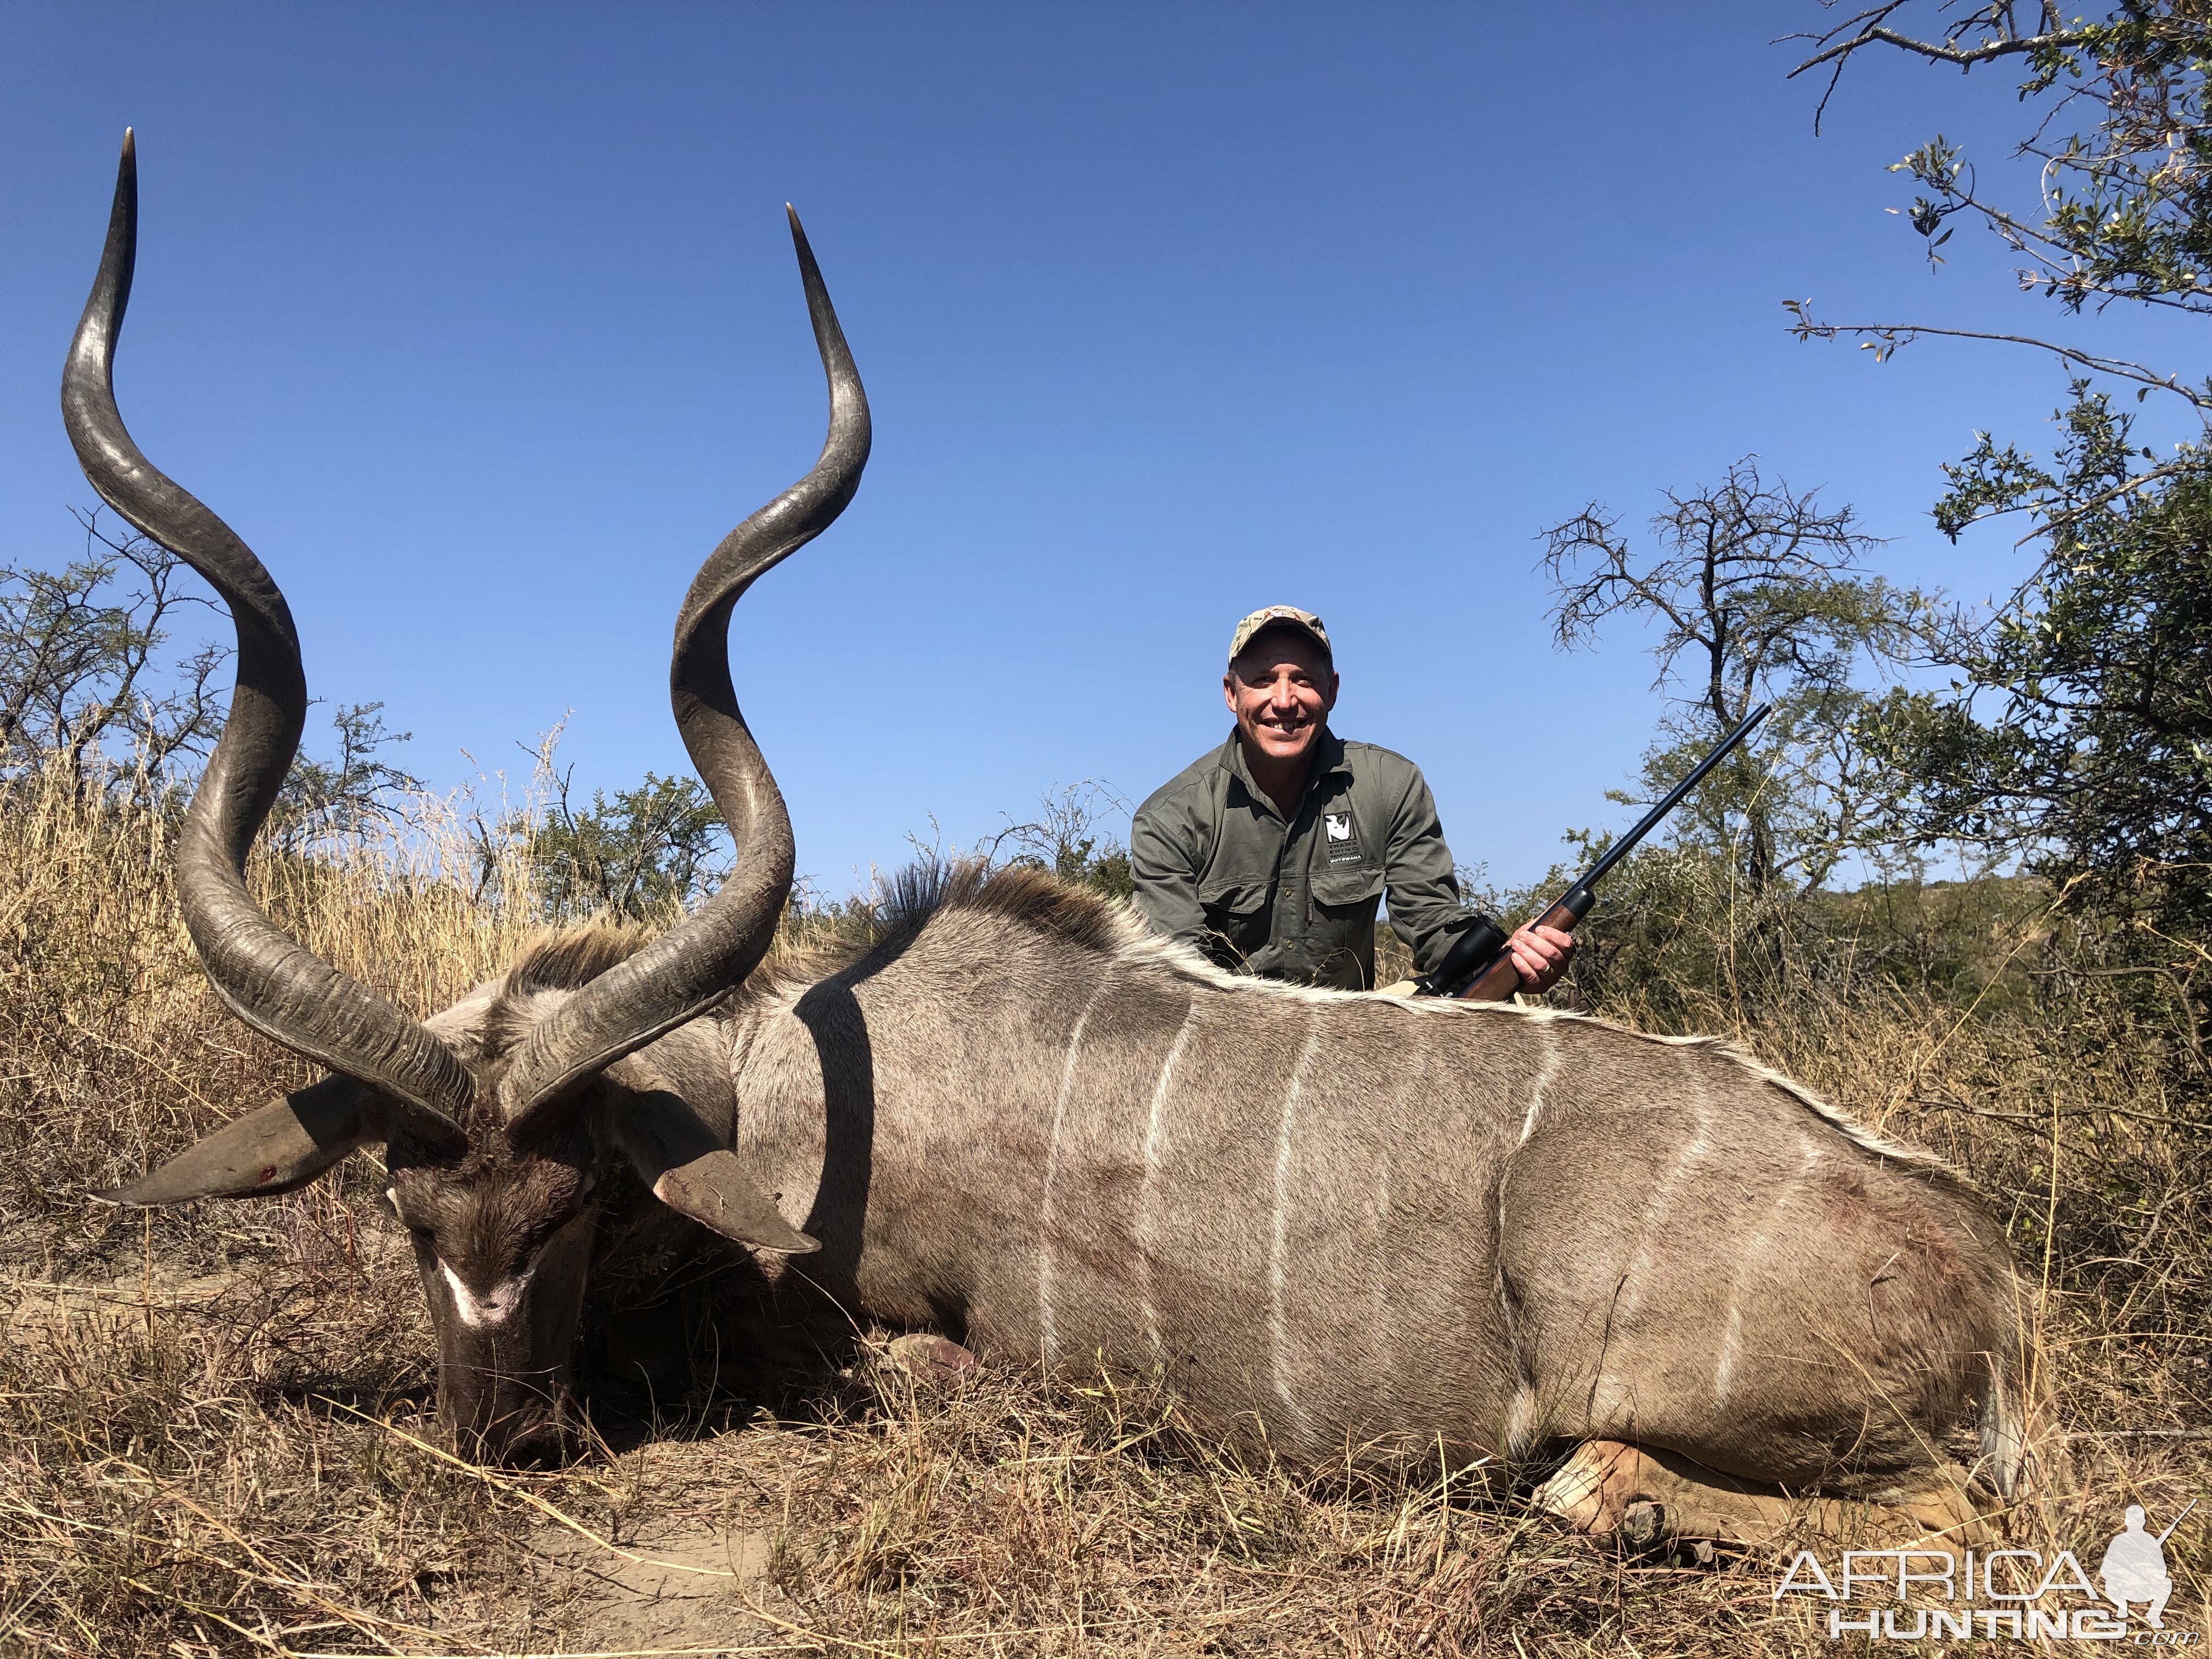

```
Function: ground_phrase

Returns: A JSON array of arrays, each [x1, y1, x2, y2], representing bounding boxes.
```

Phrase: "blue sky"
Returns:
[[3, 5, 2194, 897]]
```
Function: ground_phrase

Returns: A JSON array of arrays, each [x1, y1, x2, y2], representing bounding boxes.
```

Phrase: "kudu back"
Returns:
[[78, 136, 2024, 1522]]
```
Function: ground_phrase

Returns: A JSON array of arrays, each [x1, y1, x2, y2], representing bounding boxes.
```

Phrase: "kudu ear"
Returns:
[[98, 1075, 380, 1205], [601, 1059, 819, 1255]]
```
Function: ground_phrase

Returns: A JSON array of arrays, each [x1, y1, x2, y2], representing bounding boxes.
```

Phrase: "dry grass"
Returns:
[[3, 769, 2209, 1655]]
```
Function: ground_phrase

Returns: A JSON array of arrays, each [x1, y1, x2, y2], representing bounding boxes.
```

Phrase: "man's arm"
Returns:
[[1130, 798, 1210, 949], [1383, 768, 1573, 993], [1379, 768, 1482, 974]]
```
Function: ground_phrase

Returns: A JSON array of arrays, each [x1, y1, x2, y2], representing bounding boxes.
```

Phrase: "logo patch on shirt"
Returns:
[[1322, 811, 1363, 865]]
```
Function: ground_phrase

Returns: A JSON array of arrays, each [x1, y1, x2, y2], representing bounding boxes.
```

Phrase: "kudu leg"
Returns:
[[1531, 1440, 1995, 1548]]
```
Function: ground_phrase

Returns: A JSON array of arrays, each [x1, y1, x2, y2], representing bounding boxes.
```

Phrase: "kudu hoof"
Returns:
[[883, 1333, 979, 1387]]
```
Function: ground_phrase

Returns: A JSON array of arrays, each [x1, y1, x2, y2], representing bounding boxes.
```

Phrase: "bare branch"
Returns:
[[1782, 301, 2212, 414], [1791, 22, 2078, 79]]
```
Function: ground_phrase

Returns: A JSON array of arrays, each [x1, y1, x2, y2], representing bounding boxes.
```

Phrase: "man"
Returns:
[[1132, 605, 1572, 994]]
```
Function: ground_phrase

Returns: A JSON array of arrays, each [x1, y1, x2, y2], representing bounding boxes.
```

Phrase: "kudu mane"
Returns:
[[472, 926, 654, 1064], [744, 860, 1129, 996]]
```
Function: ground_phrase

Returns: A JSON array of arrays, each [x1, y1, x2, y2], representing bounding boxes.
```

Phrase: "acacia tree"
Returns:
[[1542, 459, 1927, 895], [2, 509, 433, 860], [1786, 1, 2212, 472], [1787, 2, 2212, 1030], [979, 780, 1135, 899], [267, 701, 426, 853], [519, 762, 730, 923], [1795, 4, 2212, 325], [0, 509, 225, 792]]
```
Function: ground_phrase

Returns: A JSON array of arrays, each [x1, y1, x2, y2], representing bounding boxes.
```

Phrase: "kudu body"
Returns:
[[708, 868, 2023, 1510], [79, 136, 2024, 1532]]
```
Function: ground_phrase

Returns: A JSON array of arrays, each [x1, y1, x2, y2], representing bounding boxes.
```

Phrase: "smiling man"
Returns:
[[1131, 605, 1572, 994]]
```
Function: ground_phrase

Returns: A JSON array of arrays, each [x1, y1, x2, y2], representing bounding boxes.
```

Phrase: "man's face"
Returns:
[[1223, 629, 1339, 768]]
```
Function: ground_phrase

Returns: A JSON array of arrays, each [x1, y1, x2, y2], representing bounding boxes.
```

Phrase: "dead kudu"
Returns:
[[78, 134, 2025, 1541]]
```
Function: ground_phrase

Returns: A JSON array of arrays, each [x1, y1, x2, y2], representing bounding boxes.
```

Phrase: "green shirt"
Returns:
[[1130, 729, 1479, 991]]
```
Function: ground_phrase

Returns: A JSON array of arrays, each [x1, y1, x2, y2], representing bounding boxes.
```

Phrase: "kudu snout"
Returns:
[[411, 1205, 599, 1464]]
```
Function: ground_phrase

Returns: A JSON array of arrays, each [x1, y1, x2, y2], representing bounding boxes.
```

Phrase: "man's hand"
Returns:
[[1507, 922, 1575, 995]]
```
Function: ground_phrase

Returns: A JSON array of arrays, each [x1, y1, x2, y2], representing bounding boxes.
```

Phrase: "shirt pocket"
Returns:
[[1308, 866, 1385, 912], [1196, 872, 1271, 964], [1197, 872, 1270, 920]]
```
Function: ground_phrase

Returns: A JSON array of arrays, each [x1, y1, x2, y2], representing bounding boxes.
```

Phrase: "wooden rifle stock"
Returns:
[[1409, 703, 1772, 1001], [1455, 896, 1581, 1002]]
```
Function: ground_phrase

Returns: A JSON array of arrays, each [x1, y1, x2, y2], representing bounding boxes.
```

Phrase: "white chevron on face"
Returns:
[[439, 1253, 541, 1330]]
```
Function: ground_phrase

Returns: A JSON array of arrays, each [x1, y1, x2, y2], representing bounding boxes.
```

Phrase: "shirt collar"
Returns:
[[1217, 726, 1348, 802]]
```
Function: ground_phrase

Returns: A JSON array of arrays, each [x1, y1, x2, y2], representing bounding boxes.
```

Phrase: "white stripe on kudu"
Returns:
[[1714, 1136, 1821, 1404], [1520, 1022, 1562, 1146], [1269, 1018, 1326, 1446], [1136, 996, 1201, 1369], [1497, 1023, 1565, 1267], [1038, 969, 1114, 1366], [1615, 1048, 1714, 1322]]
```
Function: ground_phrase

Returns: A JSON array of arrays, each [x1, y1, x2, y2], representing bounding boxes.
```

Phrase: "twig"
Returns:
[[1909, 1097, 2188, 1131], [1786, 301, 2207, 400]]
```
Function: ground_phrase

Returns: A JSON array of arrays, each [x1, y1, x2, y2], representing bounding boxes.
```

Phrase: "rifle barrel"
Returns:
[[1410, 702, 1775, 999], [1567, 703, 1773, 899]]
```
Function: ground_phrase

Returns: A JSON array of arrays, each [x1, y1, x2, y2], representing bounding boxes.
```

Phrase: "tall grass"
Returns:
[[2, 768, 2206, 1654]]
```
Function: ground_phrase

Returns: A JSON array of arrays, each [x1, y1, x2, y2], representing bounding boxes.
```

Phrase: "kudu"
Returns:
[[82, 134, 2025, 1538]]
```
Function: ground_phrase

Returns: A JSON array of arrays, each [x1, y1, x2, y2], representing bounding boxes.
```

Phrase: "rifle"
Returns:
[[2157, 1498, 2197, 1546], [1410, 703, 1773, 1001]]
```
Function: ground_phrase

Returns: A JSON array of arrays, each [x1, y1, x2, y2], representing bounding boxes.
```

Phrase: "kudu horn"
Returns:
[[61, 131, 471, 1149], [500, 205, 871, 1135]]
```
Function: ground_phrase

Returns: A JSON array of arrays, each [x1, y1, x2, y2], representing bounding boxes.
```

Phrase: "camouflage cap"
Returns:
[[1227, 605, 1331, 667]]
